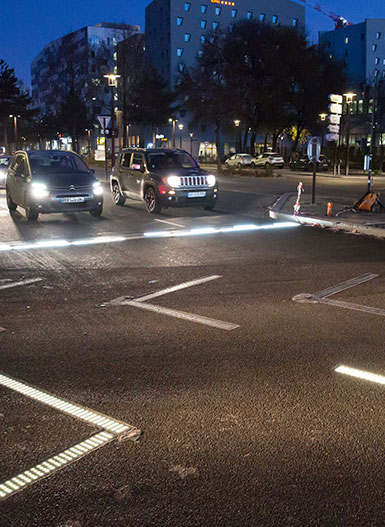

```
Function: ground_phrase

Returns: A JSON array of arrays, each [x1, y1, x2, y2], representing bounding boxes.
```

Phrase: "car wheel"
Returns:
[[237, 162, 242, 168], [265, 162, 270, 168], [26, 204, 39, 221], [112, 181, 125, 206], [90, 205, 103, 217], [6, 187, 17, 211], [251, 162, 256, 169], [144, 187, 161, 214]]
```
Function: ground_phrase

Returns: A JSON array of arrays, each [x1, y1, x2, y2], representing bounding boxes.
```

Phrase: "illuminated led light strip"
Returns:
[[335, 365, 385, 385], [0, 222, 298, 253], [0, 431, 113, 499], [0, 373, 137, 435]]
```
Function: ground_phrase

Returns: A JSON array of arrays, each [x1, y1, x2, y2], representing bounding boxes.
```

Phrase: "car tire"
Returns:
[[251, 162, 256, 169], [265, 162, 270, 168], [112, 181, 125, 206], [237, 162, 242, 168], [144, 187, 161, 214], [6, 187, 17, 211], [90, 205, 103, 217], [26, 204, 39, 221]]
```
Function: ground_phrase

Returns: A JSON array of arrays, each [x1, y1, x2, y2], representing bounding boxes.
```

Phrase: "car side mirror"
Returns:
[[89, 168, 95, 175]]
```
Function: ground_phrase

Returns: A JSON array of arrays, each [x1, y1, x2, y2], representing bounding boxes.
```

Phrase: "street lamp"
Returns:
[[234, 119, 241, 152], [189, 132, 194, 155], [104, 74, 120, 168], [9, 114, 20, 150], [343, 92, 356, 176], [178, 123, 184, 149], [169, 118, 177, 148]]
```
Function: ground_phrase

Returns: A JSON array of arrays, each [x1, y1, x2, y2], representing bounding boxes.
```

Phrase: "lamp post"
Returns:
[[234, 119, 241, 152], [104, 74, 120, 168], [189, 132, 194, 155], [126, 124, 131, 147], [319, 113, 327, 151], [9, 114, 20, 150], [343, 92, 356, 176], [169, 118, 177, 148], [178, 123, 184, 149], [85, 129, 91, 157]]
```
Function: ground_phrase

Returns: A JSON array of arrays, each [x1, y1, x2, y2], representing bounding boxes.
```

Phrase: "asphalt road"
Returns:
[[2, 170, 385, 526]]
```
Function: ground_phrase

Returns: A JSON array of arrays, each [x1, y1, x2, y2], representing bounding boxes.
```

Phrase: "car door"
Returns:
[[129, 152, 145, 197], [117, 151, 132, 193], [8, 154, 27, 205]]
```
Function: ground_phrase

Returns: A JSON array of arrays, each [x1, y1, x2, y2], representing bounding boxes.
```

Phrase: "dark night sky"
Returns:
[[1, 0, 385, 86]]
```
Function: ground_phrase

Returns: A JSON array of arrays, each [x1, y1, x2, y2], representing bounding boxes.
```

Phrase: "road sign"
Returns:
[[97, 115, 111, 129], [325, 133, 340, 142], [328, 103, 343, 115], [329, 114, 341, 125], [307, 137, 321, 162], [328, 124, 340, 134], [329, 94, 343, 104]]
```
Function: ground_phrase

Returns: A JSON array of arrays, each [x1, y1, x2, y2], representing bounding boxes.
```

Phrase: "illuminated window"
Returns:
[[201, 35, 206, 43], [292, 18, 298, 27], [184, 2, 191, 11], [113, 52, 117, 61], [260, 13, 265, 22], [91, 35, 100, 45], [272, 15, 278, 24], [231, 9, 237, 18], [228, 24, 234, 32], [177, 17, 183, 25], [213, 21, 219, 30], [177, 47, 184, 56], [377, 32, 381, 39], [345, 37, 349, 44], [215, 7, 221, 15], [373, 44, 377, 51], [375, 57, 380, 64], [184, 33, 191, 42], [201, 4, 207, 13], [201, 20, 207, 29], [383, 71, 385, 78], [246, 11, 253, 20], [383, 58, 385, 65], [178, 63, 185, 72], [374, 69, 379, 77], [198, 50, 203, 57]]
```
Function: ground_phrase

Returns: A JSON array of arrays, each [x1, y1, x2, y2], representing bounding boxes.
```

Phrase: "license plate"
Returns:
[[187, 191, 206, 198], [61, 197, 85, 203]]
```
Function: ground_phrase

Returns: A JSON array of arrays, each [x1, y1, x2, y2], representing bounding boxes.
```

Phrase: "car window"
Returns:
[[131, 153, 144, 170], [0, 157, 10, 167], [121, 152, 131, 168], [28, 152, 89, 174], [12, 154, 25, 173], [147, 151, 198, 170]]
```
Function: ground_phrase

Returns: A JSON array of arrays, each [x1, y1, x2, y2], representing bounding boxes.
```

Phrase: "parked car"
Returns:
[[225, 153, 254, 168], [110, 148, 218, 214], [252, 152, 284, 169], [0, 155, 12, 189], [289, 154, 329, 172], [6, 150, 103, 220]]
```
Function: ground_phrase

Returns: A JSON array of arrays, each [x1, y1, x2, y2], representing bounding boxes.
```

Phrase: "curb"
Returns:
[[268, 193, 385, 240]]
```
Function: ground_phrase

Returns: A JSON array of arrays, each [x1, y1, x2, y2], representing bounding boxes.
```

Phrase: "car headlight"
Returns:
[[93, 182, 103, 196], [167, 175, 181, 188], [31, 182, 49, 199], [207, 175, 216, 187]]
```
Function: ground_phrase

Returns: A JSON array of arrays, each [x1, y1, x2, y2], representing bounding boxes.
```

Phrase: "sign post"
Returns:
[[97, 116, 111, 181], [327, 94, 342, 176], [307, 137, 321, 205]]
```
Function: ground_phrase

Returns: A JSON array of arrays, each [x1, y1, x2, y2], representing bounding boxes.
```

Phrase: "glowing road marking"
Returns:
[[110, 275, 239, 330], [0, 373, 140, 500], [292, 274, 385, 317], [154, 219, 184, 228], [335, 365, 385, 385], [0, 277, 43, 290], [0, 222, 298, 253]]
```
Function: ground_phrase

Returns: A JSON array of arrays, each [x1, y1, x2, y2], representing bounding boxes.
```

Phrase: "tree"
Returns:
[[0, 59, 33, 152], [58, 88, 89, 153]]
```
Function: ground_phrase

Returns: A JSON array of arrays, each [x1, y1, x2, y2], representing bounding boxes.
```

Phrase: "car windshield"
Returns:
[[28, 152, 89, 174], [270, 154, 281, 158], [147, 151, 198, 170], [0, 157, 10, 167]]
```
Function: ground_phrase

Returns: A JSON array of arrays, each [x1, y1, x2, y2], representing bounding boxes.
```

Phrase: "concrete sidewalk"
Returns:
[[269, 191, 385, 239]]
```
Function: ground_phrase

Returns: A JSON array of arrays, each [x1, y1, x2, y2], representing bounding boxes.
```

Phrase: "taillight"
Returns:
[[158, 183, 167, 195]]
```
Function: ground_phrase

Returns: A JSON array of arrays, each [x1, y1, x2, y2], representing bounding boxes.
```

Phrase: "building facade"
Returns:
[[31, 23, 140, 119]]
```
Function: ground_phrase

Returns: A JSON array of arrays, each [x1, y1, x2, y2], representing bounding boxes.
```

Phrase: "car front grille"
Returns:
[[50, 185, 92, 199], [179, 176, 208, 187]]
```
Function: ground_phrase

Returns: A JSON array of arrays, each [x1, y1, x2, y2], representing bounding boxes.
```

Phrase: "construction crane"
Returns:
[[297, 0, 352, 29]]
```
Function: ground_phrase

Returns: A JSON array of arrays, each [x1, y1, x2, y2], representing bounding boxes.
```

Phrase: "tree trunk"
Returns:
[[263, 133, 268, 152], [215, 125, 222, 172], [249, 131, 257, 156], [242, 127, 248, 152], [272, 132, 279, 152]]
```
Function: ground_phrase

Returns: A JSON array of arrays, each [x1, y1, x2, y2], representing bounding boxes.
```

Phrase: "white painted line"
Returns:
[[314, 273, 379, 299], [0, 327, 6, 332], [128, 300, 240, 330], [335, 365, 385, 385], [0, 431, 114, 500], [134, 275, 222, 303], [154, 219, 184, 228], [0, 278, 43, 291], [318, 297, 385, 317], [0, 373, 139, 436]]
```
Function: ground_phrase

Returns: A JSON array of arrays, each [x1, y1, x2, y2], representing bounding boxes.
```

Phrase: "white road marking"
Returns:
[[292, 274, 385, 317], [0, 373, 140, 500], [0, 327, 6, 332], [0, 278, 43, 290], [128, 300, 239, 330], [134, 275, 222, 303], [109, 275, 239, 330], [335, 365, 385, 385], [154, 219, 184, 228]]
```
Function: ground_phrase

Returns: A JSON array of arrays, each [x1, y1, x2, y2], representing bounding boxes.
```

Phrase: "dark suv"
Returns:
[[6, 150, 103, 220], [110, 148, 218, 213]]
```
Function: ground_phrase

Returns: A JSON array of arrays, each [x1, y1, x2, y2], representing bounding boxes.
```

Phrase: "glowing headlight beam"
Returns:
[[335, 365, 385, 385]]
